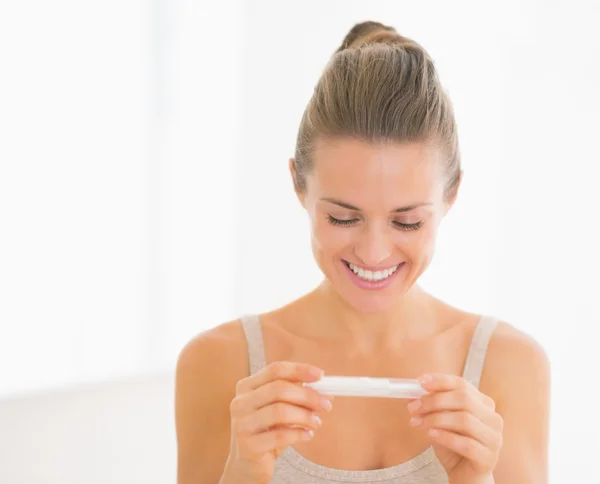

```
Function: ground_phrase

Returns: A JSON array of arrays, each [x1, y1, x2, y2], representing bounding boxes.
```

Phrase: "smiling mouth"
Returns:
[[342, 260, 402, 282]]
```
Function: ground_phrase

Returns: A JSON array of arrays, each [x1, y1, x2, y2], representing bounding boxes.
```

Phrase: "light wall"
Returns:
[[0, 1, 598, 483]]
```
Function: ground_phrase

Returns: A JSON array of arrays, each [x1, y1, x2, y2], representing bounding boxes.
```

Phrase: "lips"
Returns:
[[341, 259, 405, 290], [343, 260, 400, 281]]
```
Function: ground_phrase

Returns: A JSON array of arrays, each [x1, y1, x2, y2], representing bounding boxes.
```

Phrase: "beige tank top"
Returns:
[[240, 314, 499, 484]]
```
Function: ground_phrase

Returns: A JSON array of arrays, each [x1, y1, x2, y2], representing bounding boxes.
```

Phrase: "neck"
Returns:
[[302, 280, 442, 350]]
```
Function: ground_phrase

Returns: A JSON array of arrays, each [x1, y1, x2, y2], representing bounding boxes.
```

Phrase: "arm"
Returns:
[[487, 325, 551, 483], [174, 322, 246, 484]]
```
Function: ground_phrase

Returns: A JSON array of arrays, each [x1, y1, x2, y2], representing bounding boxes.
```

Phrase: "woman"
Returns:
[[175, 21, 550, 484]]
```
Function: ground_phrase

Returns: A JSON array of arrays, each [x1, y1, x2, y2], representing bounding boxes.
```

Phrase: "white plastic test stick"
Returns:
[[304, 376, 427, 399]]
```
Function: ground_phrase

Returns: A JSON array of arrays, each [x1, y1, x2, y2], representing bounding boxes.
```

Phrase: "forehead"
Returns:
[[308, 138, 444, 204]]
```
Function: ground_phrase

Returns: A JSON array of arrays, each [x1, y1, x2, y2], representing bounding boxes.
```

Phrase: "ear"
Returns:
[[289, 157, 306, 207]]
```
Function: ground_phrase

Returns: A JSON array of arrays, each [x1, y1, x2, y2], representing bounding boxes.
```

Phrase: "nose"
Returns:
[[353, 222, 393, 267]]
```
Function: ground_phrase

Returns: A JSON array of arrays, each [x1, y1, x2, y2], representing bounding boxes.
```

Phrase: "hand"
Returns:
[[407, 373, 503, 484], [223, 361, 333, 484]]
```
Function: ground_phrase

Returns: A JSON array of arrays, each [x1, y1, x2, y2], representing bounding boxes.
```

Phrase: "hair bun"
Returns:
[[336, 20, 408, 52]]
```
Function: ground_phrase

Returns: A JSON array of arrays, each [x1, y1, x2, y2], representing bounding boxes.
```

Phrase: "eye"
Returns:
[[328, 215, 358, 226], [393, 221, 423, 231]]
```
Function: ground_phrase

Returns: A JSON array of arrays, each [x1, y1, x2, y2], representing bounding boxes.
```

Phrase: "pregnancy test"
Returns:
[[304, 376, 428, 399]]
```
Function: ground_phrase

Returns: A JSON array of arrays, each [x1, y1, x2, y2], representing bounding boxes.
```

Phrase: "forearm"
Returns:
[[219, 459, 264, 484]]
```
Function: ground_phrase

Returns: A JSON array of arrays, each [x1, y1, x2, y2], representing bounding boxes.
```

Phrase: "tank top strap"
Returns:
[[461, 315, 500, 388], [241, 313, 498, 388], [240, 314, 267, 375]]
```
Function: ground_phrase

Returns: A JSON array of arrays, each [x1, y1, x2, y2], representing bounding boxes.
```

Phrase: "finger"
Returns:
[[481, 392, 496, 410], [230, 379, 333, 418], [408, 389, 496, 423], [412, 410, 500, 449], [236, 402, 322, 435], [417, 373, 493, 408], [417, 373, 475, 394], [237, 361, 324, 394], [428, 428, 497, 472], [239, 427, 315, 457], [254, 379, 333, 412]]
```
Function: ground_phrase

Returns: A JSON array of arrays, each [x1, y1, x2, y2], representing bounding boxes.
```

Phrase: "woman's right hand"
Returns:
[[222, 361, 333, 484]]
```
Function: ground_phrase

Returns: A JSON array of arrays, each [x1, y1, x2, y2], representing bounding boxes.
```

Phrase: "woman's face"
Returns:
[[292, 137, 457, 314]]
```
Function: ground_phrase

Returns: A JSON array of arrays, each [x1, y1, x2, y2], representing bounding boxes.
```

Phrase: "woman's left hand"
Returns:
[[407, 373, 503, 484]]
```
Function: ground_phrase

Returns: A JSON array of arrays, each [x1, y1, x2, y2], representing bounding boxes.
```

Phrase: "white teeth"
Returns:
[[347, 262, 399, 282]]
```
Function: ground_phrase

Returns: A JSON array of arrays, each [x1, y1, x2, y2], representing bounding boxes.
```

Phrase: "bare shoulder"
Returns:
[[488, 320, 550, 366], [175, 319, 249, 484], [175, 319, 248, 403], [176, 318, 248, 379], [483, 320, 551, 403]]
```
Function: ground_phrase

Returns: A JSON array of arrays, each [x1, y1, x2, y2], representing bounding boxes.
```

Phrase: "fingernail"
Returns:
[[429, 428, 440, 437], [309, 367, 324, 378], [410, 417, 423, 427], [418, 374, 433, 385], [407, 399, 421, 413], [320, 398, 333, 412], [302, 430, 315, 440], [312, 415, 322, 427]]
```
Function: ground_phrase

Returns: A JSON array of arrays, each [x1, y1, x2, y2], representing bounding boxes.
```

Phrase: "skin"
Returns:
[[175, 138, 551, 484]]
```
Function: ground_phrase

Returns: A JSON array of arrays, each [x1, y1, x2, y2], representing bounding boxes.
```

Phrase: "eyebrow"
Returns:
[[320, 197, 432, 213]]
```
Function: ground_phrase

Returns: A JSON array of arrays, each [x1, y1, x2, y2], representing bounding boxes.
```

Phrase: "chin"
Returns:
[[342, 293, 399, 314]]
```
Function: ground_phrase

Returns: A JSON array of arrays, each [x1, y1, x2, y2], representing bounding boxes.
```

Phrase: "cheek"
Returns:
[[391, 224, 438, 259], [309, 211, 441, 261], [311, 216, 352, 252], [312, 225, 439, 260]]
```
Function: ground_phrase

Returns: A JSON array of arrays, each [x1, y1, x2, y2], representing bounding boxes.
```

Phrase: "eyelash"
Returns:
[[327, 215, 423, 231]]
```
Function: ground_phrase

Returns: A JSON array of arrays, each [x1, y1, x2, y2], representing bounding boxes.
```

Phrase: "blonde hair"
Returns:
[[292, 21, 461, 201]]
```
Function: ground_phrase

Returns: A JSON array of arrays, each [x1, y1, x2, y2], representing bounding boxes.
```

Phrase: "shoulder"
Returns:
[[486, 321, 550, 386], [176, 318, 248, 376], [483, 319, 551, 402], [175, 318, 249, 416], [174, 318, 249, 483]]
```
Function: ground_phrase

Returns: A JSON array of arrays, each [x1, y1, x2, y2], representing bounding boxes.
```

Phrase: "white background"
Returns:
[[0, 1, 598, 483]]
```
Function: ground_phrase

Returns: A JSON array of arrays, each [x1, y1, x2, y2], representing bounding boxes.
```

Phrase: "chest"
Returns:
[[296, 396, 433, 470], [262, 329, 470, 470]]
